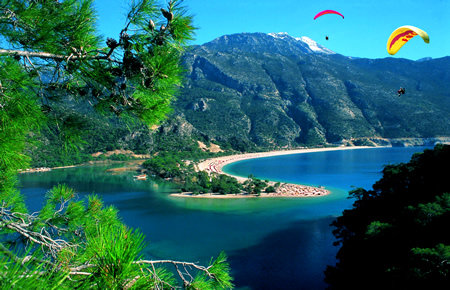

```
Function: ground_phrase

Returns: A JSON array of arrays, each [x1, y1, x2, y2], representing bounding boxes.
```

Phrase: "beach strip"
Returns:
[[197, 146, 372, 178], [171, 146, 373, 198]]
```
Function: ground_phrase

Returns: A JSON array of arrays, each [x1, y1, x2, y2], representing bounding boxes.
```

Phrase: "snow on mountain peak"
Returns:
[[296, 36, 335, 54], [267, 32, 335, 54], [267, 32, 290, 39]]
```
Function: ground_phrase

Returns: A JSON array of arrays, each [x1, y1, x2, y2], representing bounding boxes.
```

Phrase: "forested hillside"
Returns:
[[29, 32, 450, 165], [176, 32, 450, 148]]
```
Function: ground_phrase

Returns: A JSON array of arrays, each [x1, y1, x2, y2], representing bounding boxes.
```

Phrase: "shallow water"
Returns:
[[19, 146, 430, 289]]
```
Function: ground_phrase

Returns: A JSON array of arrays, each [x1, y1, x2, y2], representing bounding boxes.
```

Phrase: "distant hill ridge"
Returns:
[[168, 32, 450, 149]]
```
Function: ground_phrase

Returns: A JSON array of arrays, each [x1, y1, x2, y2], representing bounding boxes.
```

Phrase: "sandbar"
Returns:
[[171, 146, 374, 198]]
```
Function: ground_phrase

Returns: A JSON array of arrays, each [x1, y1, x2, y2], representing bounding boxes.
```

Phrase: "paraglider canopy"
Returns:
[[314, 10, 344, 41], [387, 25, 429, 55], [313, 10, 344, 20]]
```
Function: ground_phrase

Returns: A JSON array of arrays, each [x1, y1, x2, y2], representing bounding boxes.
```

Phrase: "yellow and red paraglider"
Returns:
[[387, 25, 429, 55], [313, 10, 344, 20]]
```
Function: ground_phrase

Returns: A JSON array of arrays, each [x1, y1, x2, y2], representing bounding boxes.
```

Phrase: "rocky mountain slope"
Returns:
[[172, 32, 450, 149]]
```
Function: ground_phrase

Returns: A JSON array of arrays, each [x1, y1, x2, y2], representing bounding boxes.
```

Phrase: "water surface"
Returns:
[[19, 146, 430, 289]]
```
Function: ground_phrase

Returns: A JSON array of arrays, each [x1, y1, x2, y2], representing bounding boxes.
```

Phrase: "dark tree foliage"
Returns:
[[325, 144, 450, 289], [243, 175, 268, 195], [143, 152, 182, 178], [210, 174, 242, 195], [265, 185, 276, 193], [143, 153, 243, 195]]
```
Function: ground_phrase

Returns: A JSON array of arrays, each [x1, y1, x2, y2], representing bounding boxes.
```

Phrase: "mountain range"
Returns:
[[167, 32, 450, 149]]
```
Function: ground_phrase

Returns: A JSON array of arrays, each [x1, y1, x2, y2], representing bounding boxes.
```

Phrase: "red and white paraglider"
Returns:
[[313, 10, 344, 20], [314, 10, 344, 40]]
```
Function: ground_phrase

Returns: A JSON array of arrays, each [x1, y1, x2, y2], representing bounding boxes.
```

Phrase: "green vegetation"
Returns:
[[142, 153, 275, 195], [325, 144, 450, 289], [27, 107, 151, 167], [243, 175, 268, 196], [177, 33, 450, 148], [210, 174, 243, 194], [181, 171, 243, 195], [265, 185, 276, 193], [142, 152, 244, 195], [0, 0, 233, 288], [28, 108, 230, 168], [0, 185, 233, 288], [143, 152, 183, 179]]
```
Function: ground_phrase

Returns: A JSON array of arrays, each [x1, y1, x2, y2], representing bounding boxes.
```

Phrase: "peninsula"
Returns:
[[171, 146, 374, 198]]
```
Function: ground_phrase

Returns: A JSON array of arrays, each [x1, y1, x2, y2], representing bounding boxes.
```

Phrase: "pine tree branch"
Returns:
[[2, 221, 73, 255], [0, 48, 75, 60], [0, 243, 55, 267], [69, 264, 95, 272], [68, 271, 91, 276], [1, 207, 76, 257], [0, 48, 109, 61], [135, 259, 215, 281]]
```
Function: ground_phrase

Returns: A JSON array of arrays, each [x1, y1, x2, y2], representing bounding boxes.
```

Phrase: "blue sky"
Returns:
[[94, 0, 449, 60]]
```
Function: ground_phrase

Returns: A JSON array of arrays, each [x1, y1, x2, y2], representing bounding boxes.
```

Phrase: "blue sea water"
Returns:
[[18, 146, 431, 289], [223, 146, 425, 191]]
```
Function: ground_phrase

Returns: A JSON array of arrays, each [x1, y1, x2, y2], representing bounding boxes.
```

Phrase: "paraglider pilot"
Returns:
[[397, 87, 405, 97]]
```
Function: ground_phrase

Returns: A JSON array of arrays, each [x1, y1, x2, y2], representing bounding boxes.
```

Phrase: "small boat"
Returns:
[[134, 174, 147, 180]]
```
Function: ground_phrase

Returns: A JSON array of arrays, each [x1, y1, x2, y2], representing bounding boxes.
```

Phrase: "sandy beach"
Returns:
[[171, 146, 374, 198], [197, 146, 372, 178]]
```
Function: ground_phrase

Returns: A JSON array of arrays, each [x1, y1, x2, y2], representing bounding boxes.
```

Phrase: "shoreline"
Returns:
[[197, 145, 374, 180], [21, 146, 381, 198], [18, 159, 146, 174], [171, 181, 329, 198], [171, 146, 376, 199]]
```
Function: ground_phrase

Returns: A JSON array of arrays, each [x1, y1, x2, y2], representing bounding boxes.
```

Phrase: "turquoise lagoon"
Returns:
[[19, 146, 431, 289]]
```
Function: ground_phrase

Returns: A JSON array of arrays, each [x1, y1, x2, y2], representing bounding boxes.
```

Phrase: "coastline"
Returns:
[[21, 146, 380, 198], [197, 145, 374, 180], [171, 182, 329, 198], [171, 146, 375, 199], [18, 159, 146, 174]]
